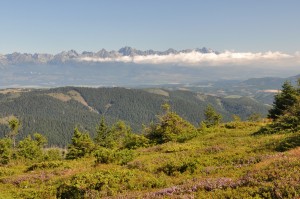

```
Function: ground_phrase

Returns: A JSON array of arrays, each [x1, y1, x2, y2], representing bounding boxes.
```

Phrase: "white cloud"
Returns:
[[79, 50, 298, 67]]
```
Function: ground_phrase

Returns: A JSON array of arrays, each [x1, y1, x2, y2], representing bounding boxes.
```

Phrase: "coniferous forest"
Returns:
[[0, 87, 269, 146]]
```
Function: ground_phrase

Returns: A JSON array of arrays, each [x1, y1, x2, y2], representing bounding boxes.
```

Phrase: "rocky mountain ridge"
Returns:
[[0, 47, 217, 65]]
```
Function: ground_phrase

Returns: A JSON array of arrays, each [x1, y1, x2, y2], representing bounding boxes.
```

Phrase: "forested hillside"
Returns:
[[0, 87, 269, 146]]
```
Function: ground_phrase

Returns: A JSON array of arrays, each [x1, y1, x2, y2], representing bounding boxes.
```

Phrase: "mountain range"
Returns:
[[0, 46, 299, 93], [0, 47, 217, 66]]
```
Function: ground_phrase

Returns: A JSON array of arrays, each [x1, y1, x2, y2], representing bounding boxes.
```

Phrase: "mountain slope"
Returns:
[[0, 87, 269, 146]]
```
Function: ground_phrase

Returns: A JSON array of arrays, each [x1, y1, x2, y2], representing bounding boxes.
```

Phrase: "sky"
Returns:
[[0, 0, 299, 54]]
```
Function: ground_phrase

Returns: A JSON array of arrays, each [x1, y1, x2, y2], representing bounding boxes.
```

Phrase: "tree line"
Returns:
[[0, 103, 224, 165]]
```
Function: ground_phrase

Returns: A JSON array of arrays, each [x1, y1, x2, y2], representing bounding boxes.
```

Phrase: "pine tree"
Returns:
[[95, 116, 109, 146], [104, 120, 132, 149], [203, 105, 222, 127], [0, 138, 12, 165], [33, 133, 47, 148], [66, 128, 95, 159], [8, 117, 20, 148], [259, 78, 300, 134], [268, 81, 298, 120], [17, 134, 46, 160], [146, 103, 197, 144]]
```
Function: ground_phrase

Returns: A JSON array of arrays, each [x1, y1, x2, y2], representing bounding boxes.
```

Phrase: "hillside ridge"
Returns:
[[0, 87, 269, 146]]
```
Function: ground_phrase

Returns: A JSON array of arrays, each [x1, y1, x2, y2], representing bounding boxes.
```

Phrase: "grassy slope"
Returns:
[[1, 122, 300, 198]]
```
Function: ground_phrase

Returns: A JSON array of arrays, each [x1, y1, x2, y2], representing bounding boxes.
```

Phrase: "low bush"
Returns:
[[26, 161, 64, 172], [93, 147, 114, 164], [0, 167, 15, 177], [56, 169, 166, 198], [94, 148, 135, 165], [158, 158, 198, 176], [123, 133, 149, 149], [44, 148, 64, 161]]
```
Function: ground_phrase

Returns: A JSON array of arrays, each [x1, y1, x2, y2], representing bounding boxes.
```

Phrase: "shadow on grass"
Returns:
[[275, 133, 300, 152], [252, 125, 300, 152], [252, 126, 270, 136]]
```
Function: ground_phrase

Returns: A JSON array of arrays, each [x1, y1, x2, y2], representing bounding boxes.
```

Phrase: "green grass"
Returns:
[[1, 122, 300, 198]]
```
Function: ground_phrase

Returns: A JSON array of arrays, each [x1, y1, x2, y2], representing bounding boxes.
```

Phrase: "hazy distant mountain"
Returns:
[[0, 47, 218, 66], [155, 74, 300, 105], [0, 47, 299, 89]]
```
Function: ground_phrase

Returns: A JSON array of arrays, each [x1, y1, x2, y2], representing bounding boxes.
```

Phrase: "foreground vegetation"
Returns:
[[1, 80, 300, 198], [1, 117, 300, 198]]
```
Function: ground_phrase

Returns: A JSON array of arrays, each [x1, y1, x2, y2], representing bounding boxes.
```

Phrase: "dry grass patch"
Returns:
[[47, 93, 71, 102], [47, 90, 99, 113]]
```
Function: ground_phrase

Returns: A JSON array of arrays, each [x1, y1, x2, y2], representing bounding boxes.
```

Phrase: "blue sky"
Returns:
[[0, 0, 299, 54]]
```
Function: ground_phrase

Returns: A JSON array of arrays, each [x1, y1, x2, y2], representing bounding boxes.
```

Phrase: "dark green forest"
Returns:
[[0, 87, 269, 146]]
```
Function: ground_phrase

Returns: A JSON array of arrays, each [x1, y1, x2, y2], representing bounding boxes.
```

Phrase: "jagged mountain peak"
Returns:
[[0, 47, 217, 65]]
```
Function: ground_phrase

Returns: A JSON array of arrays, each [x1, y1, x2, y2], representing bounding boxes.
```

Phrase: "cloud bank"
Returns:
[[80, 51, 299, 67]]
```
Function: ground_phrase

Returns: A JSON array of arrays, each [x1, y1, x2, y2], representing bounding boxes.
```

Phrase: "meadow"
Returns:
[[1, 119, 299, 199]]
